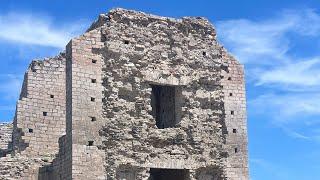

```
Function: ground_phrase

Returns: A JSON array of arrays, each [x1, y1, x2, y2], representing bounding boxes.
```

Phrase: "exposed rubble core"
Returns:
[[0, 123, 12, 157], [0, 8, 248, 180]]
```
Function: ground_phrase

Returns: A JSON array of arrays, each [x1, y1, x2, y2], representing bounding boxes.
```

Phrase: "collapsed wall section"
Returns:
[[0, 123, 12, 157], [12, 54, 66, 159]]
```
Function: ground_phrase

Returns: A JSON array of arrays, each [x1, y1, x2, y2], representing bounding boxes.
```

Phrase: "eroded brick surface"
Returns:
[[0, 8, 248, 180]]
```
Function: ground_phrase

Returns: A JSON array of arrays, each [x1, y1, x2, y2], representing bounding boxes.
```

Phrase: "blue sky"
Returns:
[[0, 0, 320, 179]]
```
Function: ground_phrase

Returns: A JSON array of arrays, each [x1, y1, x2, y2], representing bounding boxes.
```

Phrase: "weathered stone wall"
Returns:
[[12, 53, 66, 159], [0, 155, 51, 180], [66, 27, 106, 179], [0, 8, 249, 180], [98, 9, 228, 179], [0, 123, 12, 157], [64, 8, 249, 180], [221, 53, 249, 179]]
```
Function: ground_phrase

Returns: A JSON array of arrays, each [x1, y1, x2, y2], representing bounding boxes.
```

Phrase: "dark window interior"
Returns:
[[91, 117, 96, 122], [151, 85, 181, 129], [150, 168, 189, 180], [88, 141, 94, 146], [29, 128, 33, 133], [91, 97, 95, 102], [50, 95, 54, 98], [43, 112, 47, 116], [92, 59, 97, 64]]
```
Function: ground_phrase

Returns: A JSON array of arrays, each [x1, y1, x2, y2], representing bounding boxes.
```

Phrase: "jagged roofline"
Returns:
[[85, 8, 242, 66], [87, 8, 217, 37]]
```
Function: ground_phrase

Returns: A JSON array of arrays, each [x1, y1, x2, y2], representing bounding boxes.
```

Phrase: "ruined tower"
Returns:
[[0, 9, 248, 180]]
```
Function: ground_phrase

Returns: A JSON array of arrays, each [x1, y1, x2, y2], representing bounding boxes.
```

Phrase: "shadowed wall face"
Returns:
[[151, 85, 181, 129], [150, 168, 189, 180]]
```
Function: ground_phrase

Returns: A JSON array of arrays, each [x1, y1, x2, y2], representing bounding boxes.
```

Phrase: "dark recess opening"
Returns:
[[88, 141, 94, 146], [43, 112, 47, 116], [150, 168, 189, 180], [151, 85, 181, 129], [91, 117, 96, 122], [91, 79, 97, 83], [50, 95, 54, 98], [202, 51, 206, 56], [28, 128, 33, 133], [91, 97, 95, 102], [92, 59, 97, 64], [233, 129, 237, 133]]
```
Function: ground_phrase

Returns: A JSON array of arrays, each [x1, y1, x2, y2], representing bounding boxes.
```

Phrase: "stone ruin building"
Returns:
[[0, 8, 249, 180]]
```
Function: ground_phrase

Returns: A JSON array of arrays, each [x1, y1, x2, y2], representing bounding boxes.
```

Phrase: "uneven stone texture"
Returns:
[[0, 8, 249, 180], [12, 53, 66, 158], [0, 155, 51, 180], [0, 123, 12, 157]]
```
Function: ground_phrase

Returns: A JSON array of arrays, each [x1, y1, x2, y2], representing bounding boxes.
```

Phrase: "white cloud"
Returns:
[[217, 8, 320, 88], [248, 92, 320, 141], [217, 9, 320, 141], [258, 58, 320, 87], [0, 12, 87, 48], [249, 93, 320, 122]]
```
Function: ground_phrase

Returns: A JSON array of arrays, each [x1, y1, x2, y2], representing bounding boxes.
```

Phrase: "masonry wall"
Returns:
[[12, 54, 66, 159], [98, 9, 228, 180], [221, 53, 249, 179], [0, 8, 249, 180], [0, 123, 12, 157], [66, 27, 106, 179]]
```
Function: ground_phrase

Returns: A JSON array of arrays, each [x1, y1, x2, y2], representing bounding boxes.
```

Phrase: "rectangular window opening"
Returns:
[[150, 168, 189, 180], [151, 84, 182, 129], [91, 117, 96, 122], [92, 59, 97, 64], [88, 141, 94, 146], [28, 128, 33, 133], [43, 112, 47, 116], [233, 129, 237, 133], [50, 95, 54, 98], [124, 40, 130, 44], [235, 147, 238, 153], [91, 79, 97, 83], [91, 97, 95, 102]]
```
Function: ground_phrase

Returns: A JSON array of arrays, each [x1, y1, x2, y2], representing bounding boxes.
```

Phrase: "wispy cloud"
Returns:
[[257, 58, 320, 87], [0, 12, 88, 48], [248, 92, 320, 141], [217, 8, 320, 141], [217, 8, 320, 88]]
